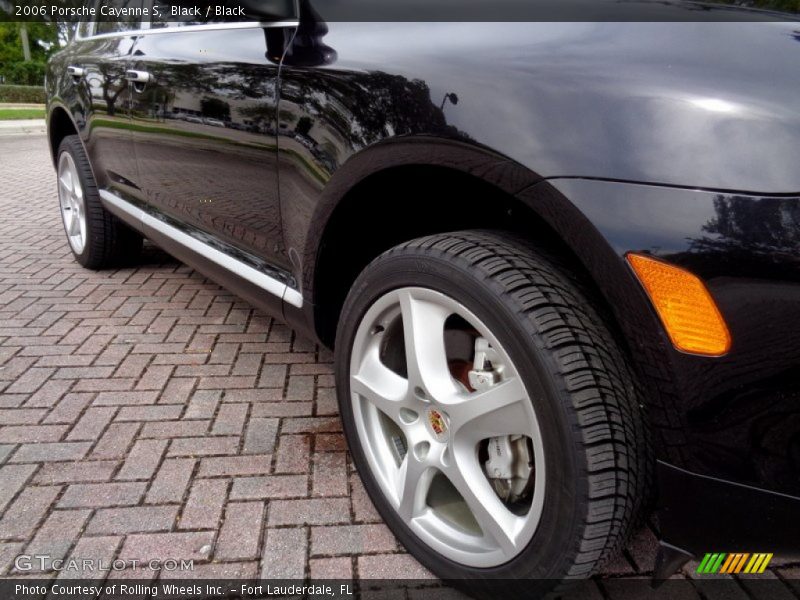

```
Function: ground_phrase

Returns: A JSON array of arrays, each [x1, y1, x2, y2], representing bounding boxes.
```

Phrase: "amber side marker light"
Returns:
[[626, 253, 731, 356]]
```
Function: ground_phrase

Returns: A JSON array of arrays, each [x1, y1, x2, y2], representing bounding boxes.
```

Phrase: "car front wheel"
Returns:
[[335, 231, 650, 596]]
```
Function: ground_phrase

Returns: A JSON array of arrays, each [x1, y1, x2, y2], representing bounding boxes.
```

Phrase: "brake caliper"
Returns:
[[467, 338, 500, 391], [471, 338, 534, 504]]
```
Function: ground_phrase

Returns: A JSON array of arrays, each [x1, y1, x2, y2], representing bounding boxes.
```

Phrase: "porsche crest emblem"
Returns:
[[427, 408, 449, 441], [429, 409, 445, 434]]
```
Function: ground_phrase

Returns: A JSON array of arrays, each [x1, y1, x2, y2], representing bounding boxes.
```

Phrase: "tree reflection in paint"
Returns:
[[682, 195, 800, 278]]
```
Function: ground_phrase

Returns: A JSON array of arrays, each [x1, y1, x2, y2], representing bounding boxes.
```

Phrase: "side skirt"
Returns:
[[99, 189, 303, 319]]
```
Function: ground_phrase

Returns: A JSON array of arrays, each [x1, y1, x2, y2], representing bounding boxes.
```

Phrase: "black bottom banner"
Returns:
[[2, 577, 799, 600]]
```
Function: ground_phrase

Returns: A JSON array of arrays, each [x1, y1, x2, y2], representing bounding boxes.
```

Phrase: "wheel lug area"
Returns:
[[399, 408, 418, 424], [441, 444, 451, 467], [413, 441, 430, 461]]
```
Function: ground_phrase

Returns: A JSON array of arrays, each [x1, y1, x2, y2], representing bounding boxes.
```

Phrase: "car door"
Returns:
[[127, 11, 297, 276]]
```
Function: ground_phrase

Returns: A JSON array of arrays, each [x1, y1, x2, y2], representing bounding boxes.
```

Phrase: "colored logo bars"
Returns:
[[697, 553, 773, 574]]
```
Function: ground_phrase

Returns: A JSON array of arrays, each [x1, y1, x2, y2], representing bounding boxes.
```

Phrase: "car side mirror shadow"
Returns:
[[257, 0, 336, 67], [280, 0, 338, 67]]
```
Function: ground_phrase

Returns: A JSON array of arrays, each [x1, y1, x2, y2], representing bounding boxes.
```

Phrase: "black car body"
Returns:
[[46, 0, 800, 581]]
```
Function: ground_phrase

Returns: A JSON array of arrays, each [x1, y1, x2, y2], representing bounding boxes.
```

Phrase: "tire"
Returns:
[[335, 231, 650, 597], [56, 135, 142, 269]]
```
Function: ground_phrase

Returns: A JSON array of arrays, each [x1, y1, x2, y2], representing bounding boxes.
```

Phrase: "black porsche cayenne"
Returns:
[[45, 0, 800, 594]]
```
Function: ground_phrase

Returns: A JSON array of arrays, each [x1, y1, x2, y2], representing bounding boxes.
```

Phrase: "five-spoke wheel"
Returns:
[[350, 287, 545, 567]]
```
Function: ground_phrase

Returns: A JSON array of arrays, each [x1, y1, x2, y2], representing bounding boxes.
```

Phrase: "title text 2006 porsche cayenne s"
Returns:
[[46, 0, 800, 594]]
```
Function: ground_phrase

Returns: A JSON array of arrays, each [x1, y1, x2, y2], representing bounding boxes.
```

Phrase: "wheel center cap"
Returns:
[[426, 408, 450, 442]]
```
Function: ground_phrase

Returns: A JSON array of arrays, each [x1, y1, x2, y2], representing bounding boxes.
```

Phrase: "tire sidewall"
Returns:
[[335, 249, 592, 582]]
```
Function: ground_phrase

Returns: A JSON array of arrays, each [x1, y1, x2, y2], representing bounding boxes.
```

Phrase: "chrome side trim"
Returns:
[[283, 285, 304, 309], [77, 20, 299, 41], [100, 188, 145, 222], [99, 190, 303, 308]]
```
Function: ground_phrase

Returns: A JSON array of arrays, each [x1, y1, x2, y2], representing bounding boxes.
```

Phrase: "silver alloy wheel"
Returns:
[[58, 152, 87, 255], [349, 287, 546, 568]]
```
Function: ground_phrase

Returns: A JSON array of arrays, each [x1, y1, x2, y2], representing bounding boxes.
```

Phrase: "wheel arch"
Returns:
[[305, 137, 651, 360], [306, 137, 530, 345], [47, 103, 80, 166]]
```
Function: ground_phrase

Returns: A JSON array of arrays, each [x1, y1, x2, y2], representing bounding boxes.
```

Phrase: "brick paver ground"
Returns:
[[1, 134, 798, 596]]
